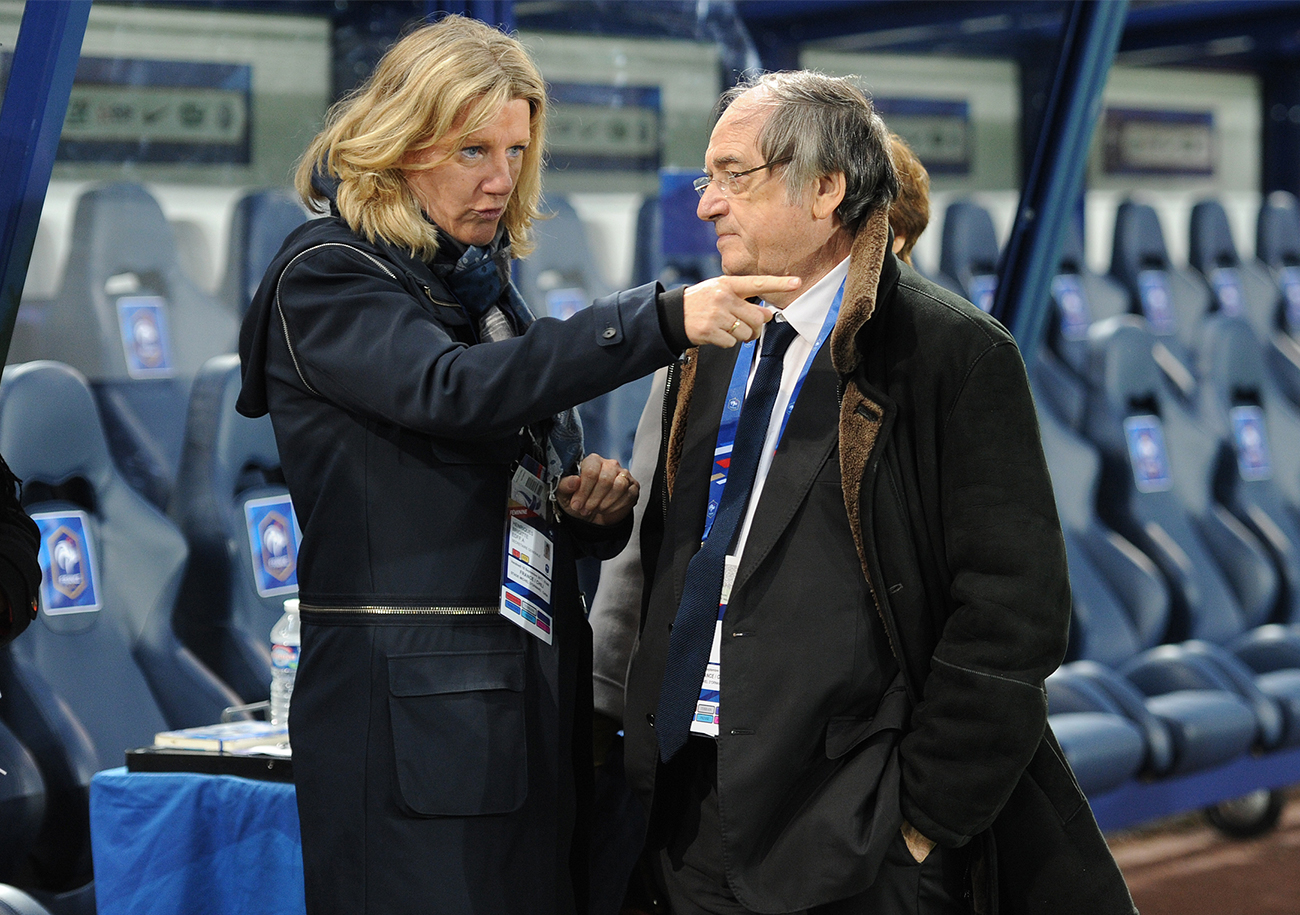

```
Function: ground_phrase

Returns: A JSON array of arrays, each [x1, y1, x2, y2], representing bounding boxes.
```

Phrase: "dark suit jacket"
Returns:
[[623, 210, 1136, 915]]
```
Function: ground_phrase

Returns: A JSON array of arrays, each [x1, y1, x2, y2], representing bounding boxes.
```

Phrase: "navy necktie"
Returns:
[[656, 319, 799, 761]]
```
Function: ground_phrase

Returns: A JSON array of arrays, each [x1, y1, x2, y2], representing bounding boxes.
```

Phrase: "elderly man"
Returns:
[[613, 71, 1134, 915]]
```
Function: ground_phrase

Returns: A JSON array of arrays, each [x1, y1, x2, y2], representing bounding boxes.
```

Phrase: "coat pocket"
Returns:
[[825, 680, 910, 759], [388, 648, 528, 817]]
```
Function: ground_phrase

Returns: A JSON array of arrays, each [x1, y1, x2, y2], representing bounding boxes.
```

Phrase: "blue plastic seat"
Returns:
[[218, 188, 309, 318], [1109, 201, 1210, 401], [1038, 397, 1254, 778], [171, 354, 300, 702], [631, 174, 721, 289], [1083, 317, 1300, 751], [23, 183, 239, 509], [1253, 191, 1300, 412], [0, 360, 242, 893], [1035, 221, 1134, 430], [935, 199, 999, 312]]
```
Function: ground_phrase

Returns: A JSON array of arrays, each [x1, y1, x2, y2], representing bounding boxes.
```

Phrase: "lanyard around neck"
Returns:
[[700, 278, 846, 545]]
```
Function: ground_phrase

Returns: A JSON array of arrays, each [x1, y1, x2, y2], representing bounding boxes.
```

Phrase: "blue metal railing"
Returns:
[[991, 0, 1128, 362], [0, 0, 91, 366]]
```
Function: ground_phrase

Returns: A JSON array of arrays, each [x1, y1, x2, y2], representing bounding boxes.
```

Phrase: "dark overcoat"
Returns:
[[623, 210, 1136, 915]]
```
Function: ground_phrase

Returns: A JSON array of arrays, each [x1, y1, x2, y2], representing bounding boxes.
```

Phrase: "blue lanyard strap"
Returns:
[[700, 279, 845, 544]]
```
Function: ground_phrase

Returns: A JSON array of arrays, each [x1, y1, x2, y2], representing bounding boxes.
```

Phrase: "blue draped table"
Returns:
[[90, 768, 305, 915]]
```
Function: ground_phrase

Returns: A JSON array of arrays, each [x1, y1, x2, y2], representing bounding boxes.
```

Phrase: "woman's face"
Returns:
[[404, 97, 531, 247]]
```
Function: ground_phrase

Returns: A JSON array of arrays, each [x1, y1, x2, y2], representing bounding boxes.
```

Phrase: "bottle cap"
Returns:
[[284, 597, 300, 614]]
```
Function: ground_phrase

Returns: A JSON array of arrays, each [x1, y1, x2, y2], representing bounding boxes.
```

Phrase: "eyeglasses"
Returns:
[[692, 158, 791, 198]]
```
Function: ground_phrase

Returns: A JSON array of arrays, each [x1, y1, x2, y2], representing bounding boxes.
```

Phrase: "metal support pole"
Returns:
[[991, 0, 1127, 363], [0, 0, 91, 367]]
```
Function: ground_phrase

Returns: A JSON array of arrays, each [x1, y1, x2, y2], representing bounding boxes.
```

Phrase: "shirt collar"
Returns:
[[765, 256, 850, 346]]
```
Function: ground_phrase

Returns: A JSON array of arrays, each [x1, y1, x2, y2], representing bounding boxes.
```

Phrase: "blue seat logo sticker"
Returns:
[[32, 510, 102, 614], [544, 287, 587, 321], [1136, 270, 1176, 336], [1280, 267, 1300, 333], [117, 296, 175, 378], [244, 495, 301, 597], [1209, 267, 1244, 317], [1230, 405, 1272, 481], [968, 274, 997, 313], [1051, 273, 1091, 341], [1124, 415, 1173, 493]]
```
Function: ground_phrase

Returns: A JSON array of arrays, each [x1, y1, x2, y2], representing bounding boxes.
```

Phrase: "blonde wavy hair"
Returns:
[[295, 14, 546, 260]]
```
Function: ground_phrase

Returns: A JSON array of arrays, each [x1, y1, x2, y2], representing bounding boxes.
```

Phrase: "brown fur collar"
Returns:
[[664, 206, 891, 500]]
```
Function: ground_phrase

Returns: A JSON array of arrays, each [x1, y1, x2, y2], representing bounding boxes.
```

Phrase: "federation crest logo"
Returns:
[[49, 526, 87, 600], [259, 511, 297, 582], [31, 510, 102, 614], [244, 494, 302, 597]]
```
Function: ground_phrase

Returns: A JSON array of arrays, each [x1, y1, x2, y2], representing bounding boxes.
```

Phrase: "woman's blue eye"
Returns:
[[507, 145, 527, 158], [461, 146, 484, 159]]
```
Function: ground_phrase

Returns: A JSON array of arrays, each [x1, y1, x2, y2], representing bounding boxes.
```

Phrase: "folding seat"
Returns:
[[1254, 191, 1300, 411], [170, 354, 300, 703], [26, 183, 240, 510], [934, 199, 999, 311], [1083, 317, 1300, 751], [1035, 221, 1134, 430], [0, 361, 242, 894], [1196, 314, 1300, 625], [218, 188, 309, 318], [630, 176, 721, 289], [1037, 396, 1255, 779], [1109, 200, 1211, 401]]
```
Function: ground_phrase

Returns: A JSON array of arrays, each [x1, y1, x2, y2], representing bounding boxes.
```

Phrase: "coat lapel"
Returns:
[[731, 341, 841, 597]]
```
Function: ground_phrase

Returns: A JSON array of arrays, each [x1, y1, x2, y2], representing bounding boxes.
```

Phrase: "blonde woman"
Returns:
[[237, 15, 786, 915]]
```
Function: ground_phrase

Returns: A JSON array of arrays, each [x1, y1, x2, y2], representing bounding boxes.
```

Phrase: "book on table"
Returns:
[[153, 720, 288, 753]]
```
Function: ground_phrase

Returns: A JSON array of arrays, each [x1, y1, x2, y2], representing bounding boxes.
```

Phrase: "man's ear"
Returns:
[[811, 171, 847, 221]]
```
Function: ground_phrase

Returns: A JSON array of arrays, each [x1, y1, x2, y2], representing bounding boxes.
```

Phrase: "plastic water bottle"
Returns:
[[269, 598, 300, 728]]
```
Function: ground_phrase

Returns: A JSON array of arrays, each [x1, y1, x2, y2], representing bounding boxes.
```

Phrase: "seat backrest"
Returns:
[[631, 174, 722, 289], [0, 361, 240, 761], [937, 199, 999, 312], [31, 183, 242, 510], [1196, 315, 1300, 625], [219, 189, 308, 318], [1257, 190, 1300, 272], [1109, 201, 1212, 367], [171, 354, 300, 701], [1188, 199, 1282, 345], [1037, 397, 1170, 666], [1083, 318, 1275, 644]]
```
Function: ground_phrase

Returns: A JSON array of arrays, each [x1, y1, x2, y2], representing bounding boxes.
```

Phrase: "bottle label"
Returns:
[[271, 643, 300, 671]]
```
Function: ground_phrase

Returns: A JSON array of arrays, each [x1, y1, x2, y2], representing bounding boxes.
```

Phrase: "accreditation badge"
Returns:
[[500, 455, 555, 644]]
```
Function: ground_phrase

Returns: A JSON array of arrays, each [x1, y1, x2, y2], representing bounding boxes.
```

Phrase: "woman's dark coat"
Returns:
[[238, 212, 679, 915]]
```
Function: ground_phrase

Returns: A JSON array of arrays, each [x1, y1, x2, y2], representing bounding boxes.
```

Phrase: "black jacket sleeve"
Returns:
[[0, 455, 40, 647]]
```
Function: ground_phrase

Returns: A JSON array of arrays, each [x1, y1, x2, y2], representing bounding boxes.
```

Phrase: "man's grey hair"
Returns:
[[716, 71, 899, 235]]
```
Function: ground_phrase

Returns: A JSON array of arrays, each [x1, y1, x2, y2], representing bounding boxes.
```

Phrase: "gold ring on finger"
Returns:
[[729, 319, 742, 334]]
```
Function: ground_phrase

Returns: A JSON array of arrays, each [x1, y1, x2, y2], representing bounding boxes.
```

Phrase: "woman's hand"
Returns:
[[556, 453, 639, 526], [682, 275, 799, 347]]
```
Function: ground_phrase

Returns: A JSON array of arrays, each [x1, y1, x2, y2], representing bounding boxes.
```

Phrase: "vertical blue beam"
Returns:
[[0, 0, 91, 365], [991, 0, 1127, 363]]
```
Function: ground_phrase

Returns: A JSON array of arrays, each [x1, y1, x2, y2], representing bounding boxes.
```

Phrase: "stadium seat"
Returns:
[[171, 354, 300, 702], [0, 360, 242, 892], [1038, 398, 1255, 777], [27, 183, 240, 509], [935, 199, 999, 311], [631, 175, 721, 289], [1254, 190, 1300, 412], [0, 722, 44, 887], [1035, 221, 1134, 430], [1083, 318, 1300, 751], [1109, 200, 1210, 401], [218, 188, 309, 318]]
